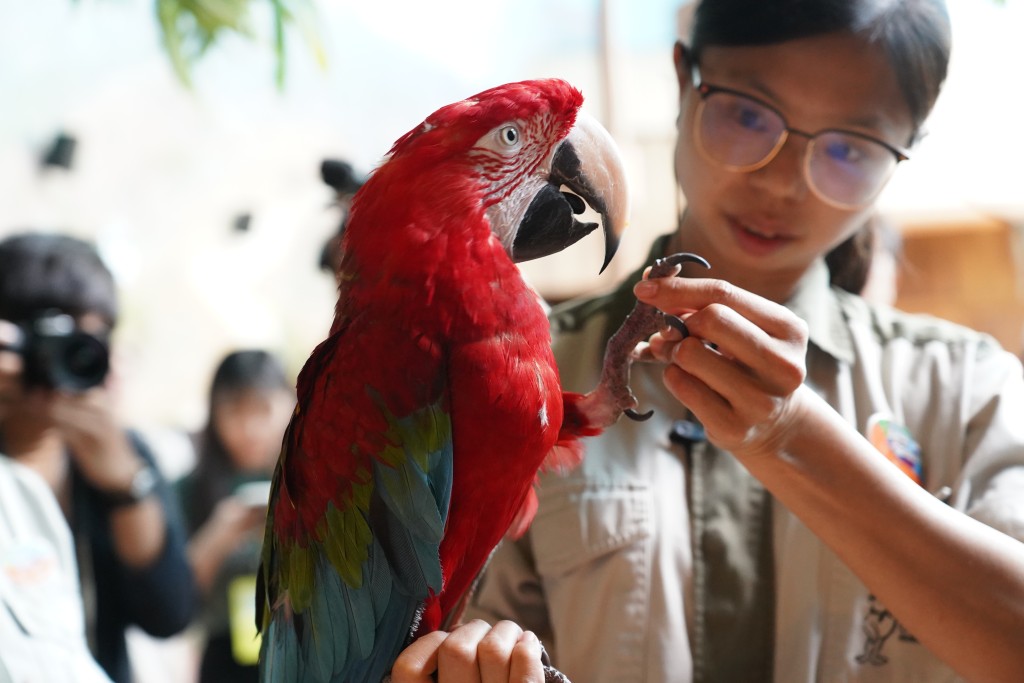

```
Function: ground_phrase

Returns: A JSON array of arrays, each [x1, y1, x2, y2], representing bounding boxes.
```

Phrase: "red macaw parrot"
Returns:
[[256, 78, 705, 683]]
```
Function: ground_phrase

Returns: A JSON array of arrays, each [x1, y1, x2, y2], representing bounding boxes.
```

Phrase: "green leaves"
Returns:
[[154, 0, 326, 88]]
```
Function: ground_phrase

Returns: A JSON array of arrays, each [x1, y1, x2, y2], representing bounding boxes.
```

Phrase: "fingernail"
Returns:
[[522, 630, 544, 658], [634, 280, 658, 297], [661, 326, 683, 342]]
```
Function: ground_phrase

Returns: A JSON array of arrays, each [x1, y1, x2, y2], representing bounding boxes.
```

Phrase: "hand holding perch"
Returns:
[[389, 620, 548, 683]]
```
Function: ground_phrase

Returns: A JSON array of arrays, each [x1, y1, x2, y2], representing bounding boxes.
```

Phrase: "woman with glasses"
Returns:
[[389, 0, 1024, 682]]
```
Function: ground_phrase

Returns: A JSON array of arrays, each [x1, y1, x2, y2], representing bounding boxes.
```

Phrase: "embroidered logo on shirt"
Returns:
[[1, 539, 59, 587], [856, 594, 918, 665], [867, 414, 923, 485]]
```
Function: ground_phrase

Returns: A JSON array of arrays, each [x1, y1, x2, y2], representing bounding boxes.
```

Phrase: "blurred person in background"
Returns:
[[0, 319, 112, 682], [0, 232, 197, 683], [177, 349, 294, 683]]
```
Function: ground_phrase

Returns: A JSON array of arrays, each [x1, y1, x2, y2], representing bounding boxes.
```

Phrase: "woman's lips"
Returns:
[[727, 215, 793, 257]]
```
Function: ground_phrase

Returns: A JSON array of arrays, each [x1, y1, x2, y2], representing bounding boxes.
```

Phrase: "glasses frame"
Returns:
[[688, 61, 911, 210]]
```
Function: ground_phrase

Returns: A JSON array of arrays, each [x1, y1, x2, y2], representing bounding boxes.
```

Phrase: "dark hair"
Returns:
[[208, 349, 291, 403], [182, 350, 292, 533], [0, 232, 118, 327], [825, 214, 903, 294], [689, 0, 951, 134], [687, 0, 950, 294]]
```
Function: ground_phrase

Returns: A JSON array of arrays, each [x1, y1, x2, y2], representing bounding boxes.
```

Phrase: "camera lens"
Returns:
[[17, 314, 111, 392], [51, 333, 110, 391]]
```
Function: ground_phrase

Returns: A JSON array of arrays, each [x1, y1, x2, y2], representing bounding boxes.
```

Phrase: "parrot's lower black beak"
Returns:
[[511, 112, 629, 273]]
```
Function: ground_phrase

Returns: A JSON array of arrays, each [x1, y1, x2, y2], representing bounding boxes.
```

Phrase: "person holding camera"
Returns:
[[0, 232, 197, 683]]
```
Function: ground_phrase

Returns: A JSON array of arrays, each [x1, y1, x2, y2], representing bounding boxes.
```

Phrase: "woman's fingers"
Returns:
[[391, 621, 544, 683], [391, 630, 447, 683], [684, 303, 805, 395], [476, 621, 534, 683], [434, 620, 491, 683], [508, 631, 545, 683], [638, 276, 807, 394], [635, 276, 805, 343], [634, 274, 811, 455]]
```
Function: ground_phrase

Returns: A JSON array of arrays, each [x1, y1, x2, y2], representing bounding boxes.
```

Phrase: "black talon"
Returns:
[[664, 316, 689, 339], [625, 408, 655, 422], [654, 252, 711, 275]]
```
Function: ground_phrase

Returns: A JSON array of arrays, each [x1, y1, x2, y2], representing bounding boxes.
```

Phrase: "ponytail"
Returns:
[[826, 224, 875, 295]]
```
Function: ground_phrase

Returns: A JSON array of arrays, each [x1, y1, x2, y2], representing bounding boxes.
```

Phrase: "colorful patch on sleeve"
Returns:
[[866, 414, 923, 486]]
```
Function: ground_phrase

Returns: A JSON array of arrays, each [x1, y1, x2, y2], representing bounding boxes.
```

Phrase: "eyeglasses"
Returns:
[[689, 63, 910, 210]]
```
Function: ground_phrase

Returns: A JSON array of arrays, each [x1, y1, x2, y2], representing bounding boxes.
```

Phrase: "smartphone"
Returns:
[[234, 481, 273, 509]]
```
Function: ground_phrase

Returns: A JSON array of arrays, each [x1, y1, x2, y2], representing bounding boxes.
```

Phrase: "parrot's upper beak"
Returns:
[[510, 112, 629, 273]]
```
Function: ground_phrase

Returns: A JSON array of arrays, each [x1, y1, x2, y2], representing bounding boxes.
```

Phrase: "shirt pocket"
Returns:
[[530, 480, 652, 578]]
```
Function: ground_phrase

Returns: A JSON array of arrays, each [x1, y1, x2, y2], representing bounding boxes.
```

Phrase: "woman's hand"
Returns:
[[637, 275, 1024, 682], [634, 275, 811, 461], [207, 496, 267, 546], [188, 496, 266, 593], [391, 620, 544, 683]]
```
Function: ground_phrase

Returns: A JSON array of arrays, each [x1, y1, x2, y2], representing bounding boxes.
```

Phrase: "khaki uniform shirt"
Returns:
[[466, 239, 1024, 683], [0, 455, 111, 683]]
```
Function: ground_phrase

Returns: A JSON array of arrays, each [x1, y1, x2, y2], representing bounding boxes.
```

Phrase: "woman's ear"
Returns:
[[674, 41, 693, 90]]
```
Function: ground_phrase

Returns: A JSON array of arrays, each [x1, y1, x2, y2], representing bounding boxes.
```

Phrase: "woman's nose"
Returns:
[[747, 133, 810, 203]]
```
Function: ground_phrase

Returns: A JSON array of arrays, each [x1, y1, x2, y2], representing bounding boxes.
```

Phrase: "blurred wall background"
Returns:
[[1, 0, 1023, 449], [2, 2, 1023, 681]]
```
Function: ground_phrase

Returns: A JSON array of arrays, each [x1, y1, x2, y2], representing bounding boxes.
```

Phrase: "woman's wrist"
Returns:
[[728, 383, 818, 468]]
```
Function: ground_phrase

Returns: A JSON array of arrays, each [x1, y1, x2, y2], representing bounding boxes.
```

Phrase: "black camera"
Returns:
[[5, 314, 110, 391]]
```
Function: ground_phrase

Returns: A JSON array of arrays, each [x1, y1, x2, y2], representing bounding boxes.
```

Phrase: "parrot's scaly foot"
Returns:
[[544, 665, 572, 683], [540, 641, 572, 683], [581, 252, 710, 428]]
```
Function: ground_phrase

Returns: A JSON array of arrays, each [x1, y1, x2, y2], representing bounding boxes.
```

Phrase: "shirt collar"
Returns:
[[786, 258, 856, 364], [605, 238, 855, 365]]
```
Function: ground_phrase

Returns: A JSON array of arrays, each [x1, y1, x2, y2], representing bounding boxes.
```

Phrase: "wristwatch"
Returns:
[[98, 464, 159, 510]]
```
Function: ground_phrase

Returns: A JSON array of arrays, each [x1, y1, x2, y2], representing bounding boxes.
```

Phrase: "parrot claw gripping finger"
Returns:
[[662, 315, 690, 340], [583, 252, 710, 427]]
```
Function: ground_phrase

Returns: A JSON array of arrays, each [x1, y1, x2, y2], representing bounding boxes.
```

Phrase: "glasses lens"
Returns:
[[807, 132, 898, 208], [698, 92, 784, 169]]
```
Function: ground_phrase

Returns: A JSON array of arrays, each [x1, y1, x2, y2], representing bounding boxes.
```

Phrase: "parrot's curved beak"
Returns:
[[511, 111, 629, 273]]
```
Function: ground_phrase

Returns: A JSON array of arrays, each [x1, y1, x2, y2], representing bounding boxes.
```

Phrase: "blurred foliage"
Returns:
[[153, 0, 326, 88]]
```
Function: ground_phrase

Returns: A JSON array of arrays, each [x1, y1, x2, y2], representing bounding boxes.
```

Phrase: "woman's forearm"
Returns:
[[749, 386, 1024, 682]]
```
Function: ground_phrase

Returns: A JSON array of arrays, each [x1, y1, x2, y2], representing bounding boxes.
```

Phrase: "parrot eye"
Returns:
[[471, 123, 524, 157], [498, 125, 520, 147]]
